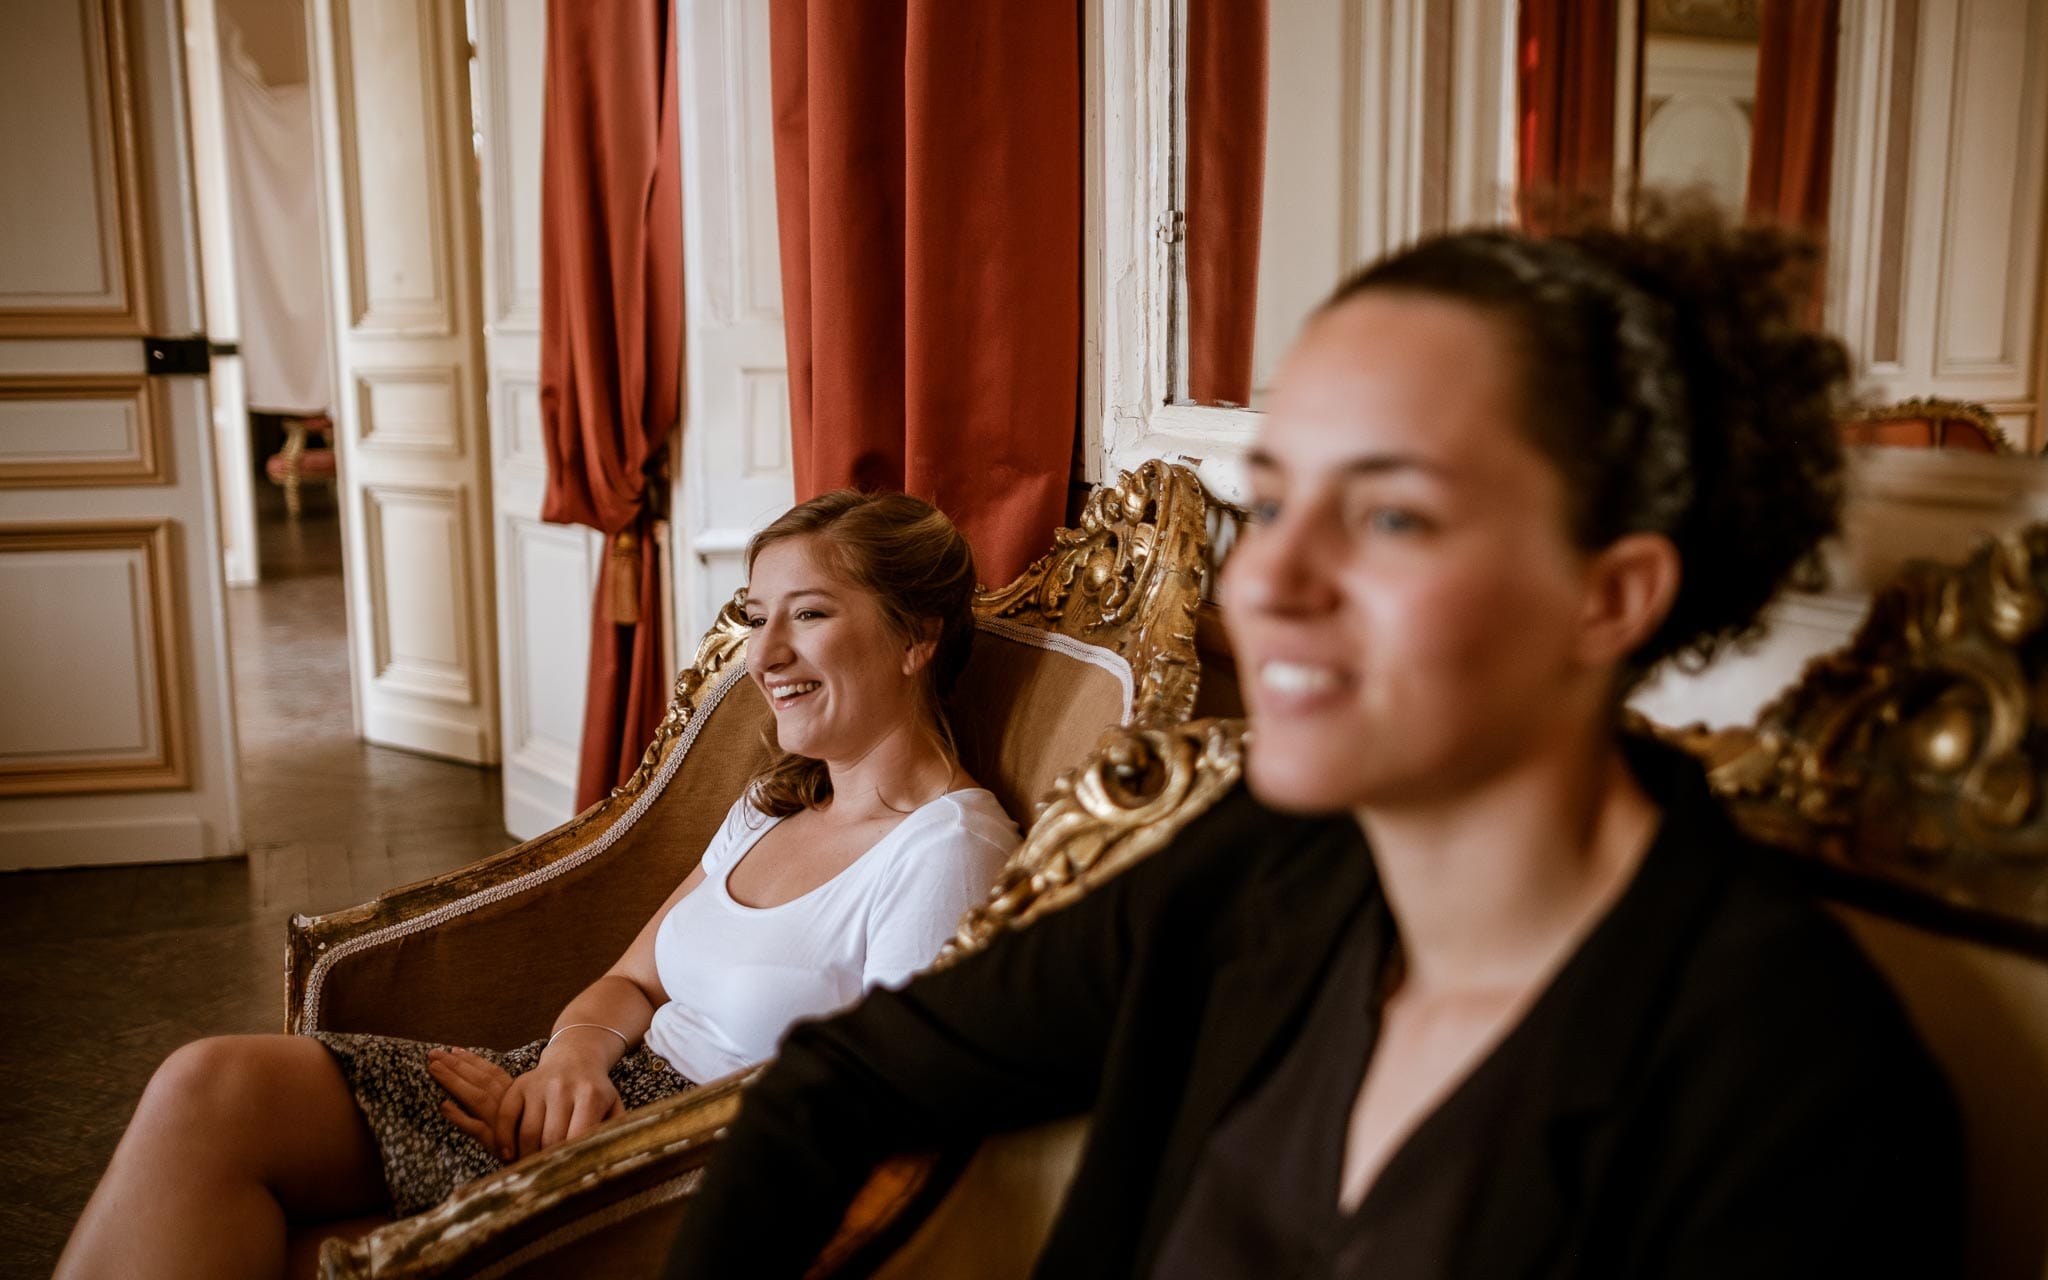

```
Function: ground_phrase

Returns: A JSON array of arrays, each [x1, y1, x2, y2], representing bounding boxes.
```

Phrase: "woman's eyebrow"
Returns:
[[1247, 446, 1454, 479], [741, 587, 840, 607]]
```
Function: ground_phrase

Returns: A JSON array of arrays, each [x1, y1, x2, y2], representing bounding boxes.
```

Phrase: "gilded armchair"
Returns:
[[284, 460, 1213, 1277]]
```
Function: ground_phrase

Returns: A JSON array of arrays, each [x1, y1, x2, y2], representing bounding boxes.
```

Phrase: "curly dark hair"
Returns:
[[1326, 200, 1849, 685]]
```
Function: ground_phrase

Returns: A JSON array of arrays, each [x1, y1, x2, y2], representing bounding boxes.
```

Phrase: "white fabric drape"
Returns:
[[221, 31, 332, 415]]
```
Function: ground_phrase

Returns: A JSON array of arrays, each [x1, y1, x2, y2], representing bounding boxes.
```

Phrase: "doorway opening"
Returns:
[[186, 0, 514, 867]]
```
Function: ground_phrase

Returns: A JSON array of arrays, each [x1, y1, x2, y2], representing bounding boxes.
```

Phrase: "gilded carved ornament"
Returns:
[[1844, 396, 2013, 453], [941, 718, 1246, 964], [1666, 524, 2048, 940]]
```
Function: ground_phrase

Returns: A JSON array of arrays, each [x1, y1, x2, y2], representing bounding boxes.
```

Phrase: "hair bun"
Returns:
[[1563, 199, 1851, 672]]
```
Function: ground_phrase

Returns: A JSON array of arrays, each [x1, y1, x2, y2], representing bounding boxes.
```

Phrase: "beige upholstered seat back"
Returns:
[[952, 623, 1131, 824], [1831, 910, 2048, 1280]]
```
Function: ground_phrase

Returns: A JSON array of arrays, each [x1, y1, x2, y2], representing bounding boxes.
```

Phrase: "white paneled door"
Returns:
[[0, 0, 243, 867], [674, 0, 795, 643], [474, 0, 603, 839], [307, 0, 500, 764]]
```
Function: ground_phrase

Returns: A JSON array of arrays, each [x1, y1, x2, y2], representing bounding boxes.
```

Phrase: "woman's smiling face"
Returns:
[[743, 535, 930, 763], [1221, 290, 1608, 814]]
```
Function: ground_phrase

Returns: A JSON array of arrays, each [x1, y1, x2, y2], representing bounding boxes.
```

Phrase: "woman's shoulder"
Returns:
[[698, 790, 777, 869], [1692, 851, 1907, 1018], [893, 787, 1021, 856], [1658, 844, 1954, 1117]]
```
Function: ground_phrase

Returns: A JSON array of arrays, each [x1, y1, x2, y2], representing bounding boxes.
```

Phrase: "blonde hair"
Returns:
[[744, 491, 978, 817]]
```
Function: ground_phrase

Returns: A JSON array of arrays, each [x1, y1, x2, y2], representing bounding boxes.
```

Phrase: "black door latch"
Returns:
[[143, 336, 214, 376]]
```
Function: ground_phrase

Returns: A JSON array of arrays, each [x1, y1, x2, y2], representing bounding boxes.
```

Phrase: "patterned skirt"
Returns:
[[312, 1030, 695, 1217]]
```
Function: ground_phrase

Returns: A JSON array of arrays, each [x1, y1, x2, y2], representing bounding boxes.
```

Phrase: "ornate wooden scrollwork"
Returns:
[[1843, 395, 2013, 453], [614, 597, 753, 799], [1677, 524, 2048, 937], [941, 718, 1244, 964], [977, 458, 1210, 728]]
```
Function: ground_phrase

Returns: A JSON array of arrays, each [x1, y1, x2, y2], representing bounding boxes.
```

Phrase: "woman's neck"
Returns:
[[1354, 729, 1659, 998], [820, 718, 957, 819]]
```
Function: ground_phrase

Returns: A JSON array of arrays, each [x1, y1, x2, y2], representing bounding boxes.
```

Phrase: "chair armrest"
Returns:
[[285, 799, 620, 1038], [317, 1069, 754, 1279], [316, 1069, 949, 1280]]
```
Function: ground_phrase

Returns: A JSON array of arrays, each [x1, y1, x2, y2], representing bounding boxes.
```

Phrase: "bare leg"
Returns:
[[56, 1035, 388, 1280]]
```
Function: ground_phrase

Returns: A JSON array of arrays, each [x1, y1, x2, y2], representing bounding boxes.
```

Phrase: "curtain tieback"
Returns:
[[607, 528, 642, 625]]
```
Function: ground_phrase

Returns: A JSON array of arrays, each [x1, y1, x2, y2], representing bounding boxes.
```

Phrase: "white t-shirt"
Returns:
[[641, 787, 1019, 1082]]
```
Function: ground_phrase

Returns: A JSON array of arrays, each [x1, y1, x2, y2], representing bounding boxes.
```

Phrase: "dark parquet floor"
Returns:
[[0, 481, 516, 1276]]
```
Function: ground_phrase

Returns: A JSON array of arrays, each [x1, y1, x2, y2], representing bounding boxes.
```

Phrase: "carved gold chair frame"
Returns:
[[1670, 524, 2048, 950], [293, 461, 1213, 1278]]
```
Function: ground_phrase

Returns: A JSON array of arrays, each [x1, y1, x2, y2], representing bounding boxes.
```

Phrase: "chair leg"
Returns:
[[281, 420, 306, 520]]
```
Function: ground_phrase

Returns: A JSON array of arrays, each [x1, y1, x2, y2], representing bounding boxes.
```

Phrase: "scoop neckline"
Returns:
[[715, 786, 995, 914]]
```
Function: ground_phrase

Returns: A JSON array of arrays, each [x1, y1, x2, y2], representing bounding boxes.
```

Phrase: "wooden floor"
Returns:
[[0, 483, 516, 1276]]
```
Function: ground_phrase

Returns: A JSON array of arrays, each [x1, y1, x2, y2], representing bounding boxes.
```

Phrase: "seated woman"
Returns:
[[665, 209, 1964, 1278], [56, 491, 1021, 1279]]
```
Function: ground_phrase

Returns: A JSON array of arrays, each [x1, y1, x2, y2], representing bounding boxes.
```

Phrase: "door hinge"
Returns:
[[1155, 209, 1186, 245], [143, 335, 211, 376]]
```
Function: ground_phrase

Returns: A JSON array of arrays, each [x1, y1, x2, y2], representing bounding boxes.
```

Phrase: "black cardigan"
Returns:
[[666, 741, 1963, 1278]]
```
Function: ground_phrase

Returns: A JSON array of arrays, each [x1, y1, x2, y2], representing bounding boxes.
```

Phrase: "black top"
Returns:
[[1151, 885, 1398, 1278], [666, 737, 1964, 1279]]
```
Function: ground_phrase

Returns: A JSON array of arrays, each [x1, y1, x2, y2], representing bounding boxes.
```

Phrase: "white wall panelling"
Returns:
[[482, 0, 546, 334], [674, 0, 794, 648], [310, 0, 500, 764], [1830, 0, 2048, 443], [501, 514, 595, 822], [0, 0, 243, 867], [474, 0, 602, 837]]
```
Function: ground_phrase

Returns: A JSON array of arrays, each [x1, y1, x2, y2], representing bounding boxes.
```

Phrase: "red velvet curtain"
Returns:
[[1746, 0, 1840, 234], [1185, 0, 1267, 408], [1517, 0, 1620, 230], [539, 0, 683, 811], [767, 1, 1081, 586]]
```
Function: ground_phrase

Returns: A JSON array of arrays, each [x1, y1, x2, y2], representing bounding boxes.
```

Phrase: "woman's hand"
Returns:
[[428, 1044, 625, 1160], [427, 1047, 513, 1151]]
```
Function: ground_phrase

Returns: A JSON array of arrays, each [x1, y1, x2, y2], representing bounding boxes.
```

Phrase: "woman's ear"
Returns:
[[901, 619, 942, 677], [1576, 532, 1681, 668]]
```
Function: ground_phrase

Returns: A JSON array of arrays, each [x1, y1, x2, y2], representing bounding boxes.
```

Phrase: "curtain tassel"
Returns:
[[608, 528, 642, 625]]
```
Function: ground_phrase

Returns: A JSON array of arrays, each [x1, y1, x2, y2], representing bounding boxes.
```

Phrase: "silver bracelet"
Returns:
[[545, 1022, 630, 1052]]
